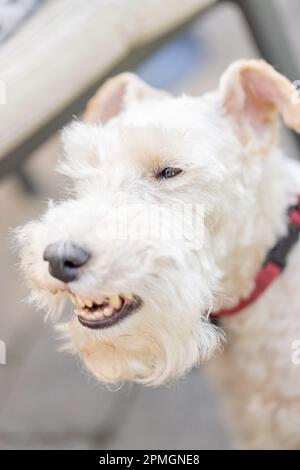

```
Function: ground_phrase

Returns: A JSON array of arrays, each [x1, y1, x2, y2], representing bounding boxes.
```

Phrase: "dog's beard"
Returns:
[[56, 304, 222, 386]]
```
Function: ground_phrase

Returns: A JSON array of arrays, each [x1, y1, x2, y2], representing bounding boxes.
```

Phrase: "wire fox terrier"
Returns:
[[17, 60, 300, 449]]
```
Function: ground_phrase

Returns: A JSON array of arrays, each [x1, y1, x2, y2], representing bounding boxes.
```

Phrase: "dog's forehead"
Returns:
[[96, 95, 222, 168], [61, 91, 228, 177], [119, 92, 219, 129]]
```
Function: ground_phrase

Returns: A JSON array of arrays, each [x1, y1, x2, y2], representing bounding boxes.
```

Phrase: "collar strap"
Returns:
[[212, 195, 300, 318]]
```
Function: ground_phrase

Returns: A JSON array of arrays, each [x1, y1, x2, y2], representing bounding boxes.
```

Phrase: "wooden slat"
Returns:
[[0, 0, 215, 160]]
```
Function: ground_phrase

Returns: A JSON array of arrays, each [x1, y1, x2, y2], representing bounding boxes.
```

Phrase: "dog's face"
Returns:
[[17, 60, 300, 385]]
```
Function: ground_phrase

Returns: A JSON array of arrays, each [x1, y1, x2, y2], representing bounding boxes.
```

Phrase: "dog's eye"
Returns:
[[157, 167, 182, 179]]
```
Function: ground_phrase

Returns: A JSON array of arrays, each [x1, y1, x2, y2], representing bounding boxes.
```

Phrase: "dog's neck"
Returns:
[[213, 146, 300, 313]]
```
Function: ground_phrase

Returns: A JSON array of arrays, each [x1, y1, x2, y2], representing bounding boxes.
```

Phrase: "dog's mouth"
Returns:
[[67, 292, 142, 329]]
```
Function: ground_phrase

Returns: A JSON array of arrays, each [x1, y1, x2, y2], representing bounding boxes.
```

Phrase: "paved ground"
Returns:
[[0, 1, 299, 449]]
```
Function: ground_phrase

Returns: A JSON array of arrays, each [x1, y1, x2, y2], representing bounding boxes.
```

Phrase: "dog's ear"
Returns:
[[219, 59, 300, 150], [84, 73, 168, 124]]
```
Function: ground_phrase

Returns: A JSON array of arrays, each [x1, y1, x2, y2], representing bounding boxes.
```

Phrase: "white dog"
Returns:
[[17, 60, 300, 449]]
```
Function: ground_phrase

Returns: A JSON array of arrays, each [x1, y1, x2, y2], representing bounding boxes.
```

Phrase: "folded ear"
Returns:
[[219, 59, 300, 150], [84, 72, 168, 124]]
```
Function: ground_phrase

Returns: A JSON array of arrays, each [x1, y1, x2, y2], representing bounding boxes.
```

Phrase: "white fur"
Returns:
[[16, 60, 300, 449]]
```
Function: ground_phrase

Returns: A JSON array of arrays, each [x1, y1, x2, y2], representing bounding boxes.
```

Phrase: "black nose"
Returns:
[[43, 241, 90, 283]]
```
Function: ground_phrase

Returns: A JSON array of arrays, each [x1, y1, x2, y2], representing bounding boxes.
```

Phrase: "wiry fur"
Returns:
[[16, 60, 300, 448]]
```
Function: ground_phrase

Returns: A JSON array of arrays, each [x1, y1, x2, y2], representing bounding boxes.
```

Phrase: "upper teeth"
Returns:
[[110, 295, 122, 309], [76, 296, 85, 308], [67, 292, 130, 310], [123, 292, 133, 300], [84, 299, 93, 308]]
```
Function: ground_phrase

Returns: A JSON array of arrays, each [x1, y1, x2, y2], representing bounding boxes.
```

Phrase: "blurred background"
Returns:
[[0, 0, 300, 450]]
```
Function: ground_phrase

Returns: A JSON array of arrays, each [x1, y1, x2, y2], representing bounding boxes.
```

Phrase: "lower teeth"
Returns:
[[103, 307, 113, 317]]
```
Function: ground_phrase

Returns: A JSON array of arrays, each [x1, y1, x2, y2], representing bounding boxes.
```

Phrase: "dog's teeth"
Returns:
[[76, 296, 85, 308], [84, 299, 93, 308], [123, 292, 133, 301], [95, 296, 105, 305], [110, 295, 121, 309], [94, 310, 104, 320], [103, 307, 113, 317]]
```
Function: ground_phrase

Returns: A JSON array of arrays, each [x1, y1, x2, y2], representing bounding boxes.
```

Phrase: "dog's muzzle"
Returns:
[[43, 240, 143, 329]]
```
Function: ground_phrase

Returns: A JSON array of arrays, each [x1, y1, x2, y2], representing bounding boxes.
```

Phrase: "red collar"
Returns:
[[212, 195, 300, 318]]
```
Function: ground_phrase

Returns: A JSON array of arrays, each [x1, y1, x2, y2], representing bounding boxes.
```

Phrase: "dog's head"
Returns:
[[16, 60, 300, 385]]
